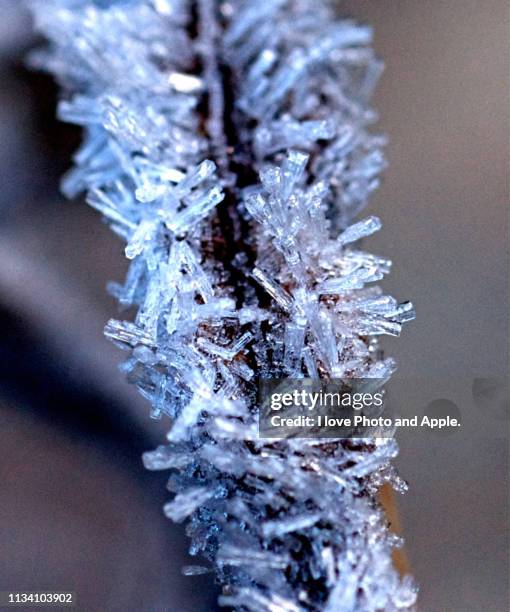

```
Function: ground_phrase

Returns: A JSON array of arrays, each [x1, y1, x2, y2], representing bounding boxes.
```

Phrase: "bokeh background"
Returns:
[[0, 1, 508, 610]]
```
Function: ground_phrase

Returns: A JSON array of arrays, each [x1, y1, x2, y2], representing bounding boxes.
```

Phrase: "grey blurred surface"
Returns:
[[342, 1, 509, 611], [0, 399, 217, 612], [0, 1, 509, 611]]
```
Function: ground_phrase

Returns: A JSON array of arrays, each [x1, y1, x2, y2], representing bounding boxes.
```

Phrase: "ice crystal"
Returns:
[[30, 0, 418, 609]]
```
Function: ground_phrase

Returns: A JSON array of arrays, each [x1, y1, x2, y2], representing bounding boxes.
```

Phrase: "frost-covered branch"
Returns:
[[29, 0, 417, 609]]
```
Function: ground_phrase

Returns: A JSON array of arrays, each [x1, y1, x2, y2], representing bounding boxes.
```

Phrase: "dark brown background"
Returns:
[[0, 1, 508, 610]]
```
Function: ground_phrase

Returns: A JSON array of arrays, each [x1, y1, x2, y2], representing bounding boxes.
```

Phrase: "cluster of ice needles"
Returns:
[[30, 0, 418, 609]]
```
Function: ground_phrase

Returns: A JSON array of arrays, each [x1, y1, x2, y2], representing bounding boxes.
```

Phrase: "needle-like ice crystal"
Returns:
[[29, 0, 418, 609]]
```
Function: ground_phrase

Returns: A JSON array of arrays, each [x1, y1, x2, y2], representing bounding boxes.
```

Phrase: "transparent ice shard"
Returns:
[[86, 187, 137, 231], [254, 118, 335, 156], [142, 445, 193, 470], [338, 216, 382, 245], [197, 332, 253, 361], [125, 219, 158, 260], [280, 150, 309, 202], [318, 267, 385, 294], [283, 322, 305, 374], [108, 257, 145, 305], [262, 513, 320, 538], [251, 267, 293, 311], [163, 487, 215, 522], [104, 319, 155, 350], [217, 544, 289, 570], [181, 565, 211, 576], [167, 185, 223, 234]]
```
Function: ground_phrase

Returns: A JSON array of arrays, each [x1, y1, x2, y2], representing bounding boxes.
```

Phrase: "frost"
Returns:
[[30, 0, 417, 610]]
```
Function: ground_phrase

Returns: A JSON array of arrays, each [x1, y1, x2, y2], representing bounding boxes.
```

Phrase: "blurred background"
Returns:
[[0, 0, 508, 610]]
